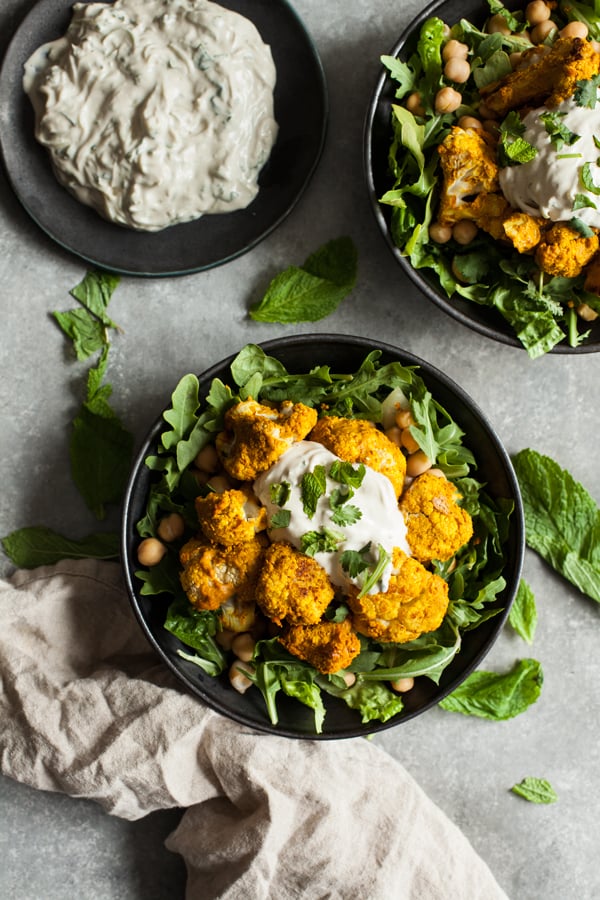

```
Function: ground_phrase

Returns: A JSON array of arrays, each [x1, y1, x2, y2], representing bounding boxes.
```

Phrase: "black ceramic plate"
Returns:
[[121, 334, 525, 739], [364, 0, 600, 353], [0, 0, 327, 276]]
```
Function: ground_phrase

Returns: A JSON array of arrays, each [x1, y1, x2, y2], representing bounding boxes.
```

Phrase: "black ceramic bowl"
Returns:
[[364, 0, 600, 353], [121, 334, 524, 739]]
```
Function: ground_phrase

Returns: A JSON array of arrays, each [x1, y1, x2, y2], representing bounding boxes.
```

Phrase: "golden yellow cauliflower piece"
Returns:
[[436, 126, 508, 228], [347, 548, 449, 644], [501, 212, 542, 254], [216, 398, 317, 481], [534, 223, 599, 278], [195, 487, 267, 546], [179, 535, 264, 611], [399, 471, 473, 564], [310, 416, 406, 498], [255, 542, 334, 626], [279, 619, 361, 675]]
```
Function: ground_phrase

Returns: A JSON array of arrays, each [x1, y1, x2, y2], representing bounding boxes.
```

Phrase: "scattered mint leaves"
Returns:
[[1, 526, 120, 567], [513, 449, 600, 603], [329, 460, 366, 488], [498, 111, 538, 167], [270, 481, 291, 507], [301, 528, 344, 556], [249, 236, 358, 323], [439, 658, 543, 720], [270, 509, 292, 529], [508, 579, 537, 645], [301, 465, 327, 518], [511, 777, 558, 804]]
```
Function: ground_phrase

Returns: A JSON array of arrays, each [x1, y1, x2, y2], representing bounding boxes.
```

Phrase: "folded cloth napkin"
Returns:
[[0, 559, 509, 900]]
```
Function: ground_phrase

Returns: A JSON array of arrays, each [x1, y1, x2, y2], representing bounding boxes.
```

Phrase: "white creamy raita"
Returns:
[[23, 0, 278, 231], [499, 91, 600, 227], [254, 440, 410, 595]]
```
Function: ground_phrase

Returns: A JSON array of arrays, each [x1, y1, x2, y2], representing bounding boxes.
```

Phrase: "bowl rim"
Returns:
[[363, 0, 600, 354], [121, 332, 525, 738]]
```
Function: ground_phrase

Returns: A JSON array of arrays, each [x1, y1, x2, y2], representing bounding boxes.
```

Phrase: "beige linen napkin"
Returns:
[[0, 559, 509, 900]]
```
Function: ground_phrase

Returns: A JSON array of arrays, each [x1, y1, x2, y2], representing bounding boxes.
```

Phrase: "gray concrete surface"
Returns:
[[1, 0, 599, 898]]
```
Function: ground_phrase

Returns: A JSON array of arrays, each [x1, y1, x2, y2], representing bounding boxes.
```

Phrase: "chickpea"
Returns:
[[577, 302, 599, 322], [406, 91, 425, 117], [457, 115, 483, 130], [442, 39, 469, 61], [487, 13, 511, 35], [428, 468, 447, 479], [526, 0, 551, 25], [531, 20, 556, 43], [231, 632, 256, 663], [194, 443, 219, 473], [509, 51, 524, 69], [157, 511, 185, 543], [390, 676, 415, 693], [385, 426, 403, 448], [400, 428, 420, 454], [406, 450, 432, 477], [444, 57, 471, 83], [137, 537, 167, 567], [434, 86, 462, 114], [429, 222, 453, 244], [229, 661, 255, 694], [561, 20, 588, 39], [452, 220, 478, 245], [207, 474, 231, 494], [215, 628, 236, 651], [394, 407, 415, 429], [590, 40, 600, 53], [342, 672, 357, 688]]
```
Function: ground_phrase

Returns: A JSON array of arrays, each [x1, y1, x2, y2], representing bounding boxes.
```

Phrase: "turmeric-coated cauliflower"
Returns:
[[347, 548, 449, 644], [309, 416, 406, 498], [399, 471, 473, 564], [501, 212, 543, 255], [179, 535, 264, 611], [195, 487, 267, 545], [255, 541, 334, 626], [436, 127, 508, 228], [534, 223, 599, 278], [216, 398, 317, 481], [279, 619, 361, 675]]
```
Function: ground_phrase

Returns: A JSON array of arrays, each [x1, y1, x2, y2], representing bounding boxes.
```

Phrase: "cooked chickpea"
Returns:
[[429, 222, 453, 244], [194, 443, 219, 473], [442, 39, 469, 61], [342, 672, 357, 688], [390, 676, 415, 693], [526, 0, 551, 25], [452, 220, 478, 245], [406, 450, 432, 477], [457, 115, 483, 130], [394, 407, 415, 429], [487, 13, 511, 34], [590, 40, 600, 53], [531, 20, 556, 43], [577, 302, 599, 322], [231, 632, 256, 663], [137, 537, 167, 567], [215, 628, 236, 650], [157, 512, 185, 543], [434, 86, 462, 114], [400, 428, 420, 454], [385, 426, 403, 448], [561, 20, 588, 39], [229, 661, 255, 694], [406, 91, 425, 116], [444, 57, 471, 83], [509, 51, 524, 69], [207, 474, 231, 494]]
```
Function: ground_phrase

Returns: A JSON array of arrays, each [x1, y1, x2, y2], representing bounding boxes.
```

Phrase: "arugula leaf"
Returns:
[[321, 677, 404, 724], [513, 449, 600, 602], [439, 658, 543, 719], [511, 777, 558, 804], [1, 526, 120, 568], [164, 597, 226, 676], [249, 237, 357, 323], [508, 579, 538, 645]]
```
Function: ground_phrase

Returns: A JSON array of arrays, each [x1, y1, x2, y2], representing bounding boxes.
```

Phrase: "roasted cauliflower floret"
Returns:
[[583, 252, 600, 296], [179, 535, 264, 611], [279, 619, 361, 675], [534, 222, 599, 278], [480, 37, 600, 117], [255, 541, 335, 626], [216, 398, 318, 481], [309, 416, 406, 498], [347, 548, 449, 644], [436, 126, 508, 228], [195, 487, 267, 546], [399, 471, 473, 564], [501, 212, 543, 254]]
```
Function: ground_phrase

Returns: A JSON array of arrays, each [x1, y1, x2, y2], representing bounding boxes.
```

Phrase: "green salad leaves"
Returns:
[[136, 344, 513, 733]]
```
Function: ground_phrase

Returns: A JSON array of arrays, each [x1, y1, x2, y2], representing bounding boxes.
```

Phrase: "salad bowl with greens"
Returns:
[[365, 0, 600, 356], [121, 335, 523, 738]]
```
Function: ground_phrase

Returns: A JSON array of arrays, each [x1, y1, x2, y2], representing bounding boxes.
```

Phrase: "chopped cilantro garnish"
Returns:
[[340, 543, 372, 578], [539, 110, 579, 151], [357, 545, 393, 598], [331, 503, 362, 527], [581, 162, 600, 196], [574, 75, 600, 109], [329, 460, 366, 488], [300, 528, 343, 556], [270, 481, 291, 507]]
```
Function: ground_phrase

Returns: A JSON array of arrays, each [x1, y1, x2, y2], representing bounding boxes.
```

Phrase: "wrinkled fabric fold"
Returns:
[[0, 560, 508, 899]]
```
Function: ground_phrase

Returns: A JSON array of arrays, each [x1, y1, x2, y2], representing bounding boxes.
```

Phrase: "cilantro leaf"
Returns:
[[511, 777, 558, 804], [573, 193, 597, 211], [329, 460, 366, 487], [270, 481, 291, 507], [340, 544, 371, 578], [539, 110, 579, 150], [301, 465, 327, 518], [331, 504, 362, 527], [574, 74, 600, 109], [301, 528, 343, 556], [580, 161, 600, 195]]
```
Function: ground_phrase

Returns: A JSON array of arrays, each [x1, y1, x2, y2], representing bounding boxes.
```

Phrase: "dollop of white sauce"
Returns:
[[254, 440, 410, 595], [499, 91, 600, 227], [23, 0, 278, 231]]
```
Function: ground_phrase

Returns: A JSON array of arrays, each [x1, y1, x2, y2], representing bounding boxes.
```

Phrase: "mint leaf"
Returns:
[[508, 579, 537, 644], [498, 111, 538, 166], [513, 449, 600, 603], [53, 308, 107, 361], [270, 481, 291, 507], [249, 237, 357, 323], [329, 460, 366, 488], [69, 270, 120, 329], [573, 193, 597, 210], [439, 658, 543, 719], [1, 526, 119, 568], [70, 405, 134, 519], [569, 216, 594, 238], [270, 509, 291, 529], [511, 777, 557, 804], [301, 465, 327, 518]]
